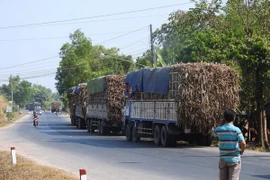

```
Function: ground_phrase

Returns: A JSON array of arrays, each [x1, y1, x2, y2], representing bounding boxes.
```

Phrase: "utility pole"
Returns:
[[9, 79, 13, 111], [150, 24, 156, 66]]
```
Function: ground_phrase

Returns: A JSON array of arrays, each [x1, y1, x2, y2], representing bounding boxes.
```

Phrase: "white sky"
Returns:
[[0, 0, 194, 92]]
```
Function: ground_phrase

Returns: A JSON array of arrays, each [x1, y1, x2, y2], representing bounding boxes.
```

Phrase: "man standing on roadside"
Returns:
[[214, 109, 246, 180]]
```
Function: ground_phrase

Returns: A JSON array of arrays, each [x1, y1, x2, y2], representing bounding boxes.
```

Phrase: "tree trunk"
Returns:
[[255, 67, 269, 149], [255, 67, 264, 147], [263, 111, 270, 148]]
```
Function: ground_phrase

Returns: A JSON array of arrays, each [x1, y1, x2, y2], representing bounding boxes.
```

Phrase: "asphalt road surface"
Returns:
[[0, 112, 270, 180]]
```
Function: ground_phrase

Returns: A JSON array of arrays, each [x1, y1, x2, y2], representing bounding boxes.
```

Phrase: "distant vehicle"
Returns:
[[37, 110, 42, 115], [51, 102, 60, 113]]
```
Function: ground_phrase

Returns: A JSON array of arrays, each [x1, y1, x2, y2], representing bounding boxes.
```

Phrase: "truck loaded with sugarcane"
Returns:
[[86, 75, 126, 135], [67, 83, 88, 129], [67, 75, 126, 134], [122, 62, 239, 147], [66, 62, 239, 147]]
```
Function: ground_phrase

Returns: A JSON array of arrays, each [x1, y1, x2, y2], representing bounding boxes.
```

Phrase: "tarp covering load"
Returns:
[[125, 67, 170, 95], [87, 77, 106, 95], [125, 62, 239, 129], [87, 75, 126, 121]]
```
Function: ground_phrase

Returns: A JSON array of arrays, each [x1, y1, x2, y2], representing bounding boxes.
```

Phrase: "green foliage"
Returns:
[[151, 0, 270, 146], [0, 77, 53, 110], [55, 29, 135, 98]]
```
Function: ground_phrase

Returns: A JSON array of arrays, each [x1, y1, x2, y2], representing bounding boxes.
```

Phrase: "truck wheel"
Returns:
[[126, 123, 133, 141], [89, 119, 95, 133], [78, 118, 81, 129], [196, 134, 206, 146], [87, 119, 91, 132], [71, 117, 76, 126], [81, 119, 86, 129], [154, 125, 161, 146], [169, 135, 177, 147], [98, 121, 101, 135], [161, 126, 170, 147], [78, 118, 85, 129], [132, 125, 141, 142], [99, 120, 107, 135], [204, 135, 212, 146], [76, 118, 79, 128]]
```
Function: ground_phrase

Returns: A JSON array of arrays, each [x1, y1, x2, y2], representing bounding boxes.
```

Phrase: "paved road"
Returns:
[[0, 112, 270, 180]]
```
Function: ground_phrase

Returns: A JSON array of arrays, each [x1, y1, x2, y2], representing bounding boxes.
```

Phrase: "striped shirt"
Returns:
[[214, 124, 244, 163]]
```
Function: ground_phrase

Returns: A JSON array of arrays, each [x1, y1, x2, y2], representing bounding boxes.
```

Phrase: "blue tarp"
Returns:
[[74, 85, 80, 95], [125, 67, 170, 95]]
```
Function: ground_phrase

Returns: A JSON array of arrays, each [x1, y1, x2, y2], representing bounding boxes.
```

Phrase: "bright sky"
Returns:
[[0, 0, 194, 92]]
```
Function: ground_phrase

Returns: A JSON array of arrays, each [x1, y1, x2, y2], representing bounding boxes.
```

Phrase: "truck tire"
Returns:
[[169, 135, 177, 147], [71, 117, 76, 126], [76, 118, 79, 128], [196, 134, 206, 146], [81, 119, 86, 129], [78, 118, 81, 129], [204, 135, 212, 146], [98, 120, 108, 135], [78, 118, 85, 129], [161, 126, 170, 147], [132, 125, 141, 142], [87, 119, 91, 132], [154, 125, 161, 146], [126, 123, 133, 141], [88, 119, 95, 133]]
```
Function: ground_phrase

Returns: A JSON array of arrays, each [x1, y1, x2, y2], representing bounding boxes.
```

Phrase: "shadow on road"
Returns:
[[251, 175, 270, 179]]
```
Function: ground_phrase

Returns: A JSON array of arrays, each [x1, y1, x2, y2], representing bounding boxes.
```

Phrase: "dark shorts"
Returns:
[[219, 159, 241, 180]]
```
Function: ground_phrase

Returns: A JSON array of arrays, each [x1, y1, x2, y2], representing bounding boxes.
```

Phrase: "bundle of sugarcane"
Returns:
[[88, 75, 126, 121], [79, 83, 88, 105], [170, 62, 239, 130], [128, 62, 239, 130], [106, 75, 126, 120]]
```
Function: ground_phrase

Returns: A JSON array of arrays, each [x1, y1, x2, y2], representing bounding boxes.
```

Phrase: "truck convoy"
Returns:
[[66, 62, 239, 147]]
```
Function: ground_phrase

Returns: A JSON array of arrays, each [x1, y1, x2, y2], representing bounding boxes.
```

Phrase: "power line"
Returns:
[[126, 47, 150, 55], [0, 36, 68, 42], [24, 14, 169, 28], [119, 36, 149, 50], [0, 71, 57, 82], [0, 62, 58, 73], [131, 51, 150, 58], [96, 26, 148, 44], [0, 31, 142, 42], [0, 56, 59, 71], [44, 14, 168, 26], [20, 72, 57, 80], [0, 2, 192, 30]]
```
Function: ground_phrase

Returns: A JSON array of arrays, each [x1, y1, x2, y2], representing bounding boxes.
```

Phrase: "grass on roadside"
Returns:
[[0, 112, 24, 128], [0, 150, 77, 180]]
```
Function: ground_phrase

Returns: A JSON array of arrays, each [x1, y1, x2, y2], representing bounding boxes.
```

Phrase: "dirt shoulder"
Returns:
[[0, 150, 78, 180]]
